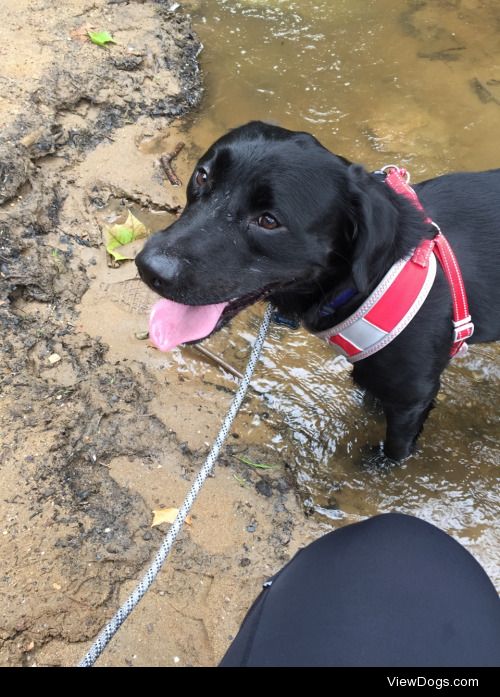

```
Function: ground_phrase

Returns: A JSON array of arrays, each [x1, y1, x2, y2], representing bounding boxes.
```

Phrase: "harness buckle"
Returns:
[[452, 316, 474, 343]]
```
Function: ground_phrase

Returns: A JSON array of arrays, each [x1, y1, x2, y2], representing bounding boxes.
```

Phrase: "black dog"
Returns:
[[136, 121, 500, 461]]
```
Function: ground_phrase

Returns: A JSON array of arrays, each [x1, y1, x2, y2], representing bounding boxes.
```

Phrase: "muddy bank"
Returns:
[[0, 0, 324, 667]]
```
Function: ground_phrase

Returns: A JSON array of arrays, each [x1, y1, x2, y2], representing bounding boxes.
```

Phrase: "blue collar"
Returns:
[[319, 287, 357, 318]]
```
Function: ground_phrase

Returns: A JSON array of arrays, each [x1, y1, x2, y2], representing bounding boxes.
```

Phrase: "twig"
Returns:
[[190, 344, 244, 380], [160, 142, 185, 186]]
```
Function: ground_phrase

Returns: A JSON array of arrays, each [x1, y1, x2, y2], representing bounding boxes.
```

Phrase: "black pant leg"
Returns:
[[220, 513, 500, 667]]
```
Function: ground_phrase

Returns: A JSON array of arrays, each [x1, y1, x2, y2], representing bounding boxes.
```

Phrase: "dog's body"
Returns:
[[136, 121, 500, 461]]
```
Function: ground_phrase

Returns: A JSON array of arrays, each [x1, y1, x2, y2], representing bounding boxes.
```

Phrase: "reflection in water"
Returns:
[[178, 0, 500, 586]]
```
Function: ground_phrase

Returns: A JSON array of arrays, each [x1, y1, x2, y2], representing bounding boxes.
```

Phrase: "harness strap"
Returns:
[[384, 167, 473, 356], [385, 167, 432, 224], [432, 234, 474, 353], [316, 251, 437, 362]]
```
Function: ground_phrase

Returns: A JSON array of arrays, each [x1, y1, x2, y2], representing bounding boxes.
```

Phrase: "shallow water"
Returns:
[[180, 0, 499, 585]]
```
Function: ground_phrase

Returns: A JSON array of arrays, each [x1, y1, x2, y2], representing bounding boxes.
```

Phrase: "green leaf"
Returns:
[[88, 30, 117, 47], [104, 211, 150, 262], [237, 455, 277, 470]]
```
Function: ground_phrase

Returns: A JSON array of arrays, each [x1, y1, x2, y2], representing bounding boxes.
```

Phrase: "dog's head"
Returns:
[[136, 121, 417, 350]]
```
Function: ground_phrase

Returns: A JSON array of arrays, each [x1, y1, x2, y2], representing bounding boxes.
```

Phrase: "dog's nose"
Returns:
[[135, 250, 181, 294]]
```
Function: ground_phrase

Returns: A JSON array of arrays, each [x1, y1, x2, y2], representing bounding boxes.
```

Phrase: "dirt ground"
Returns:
[[0, 0, 326, 667]]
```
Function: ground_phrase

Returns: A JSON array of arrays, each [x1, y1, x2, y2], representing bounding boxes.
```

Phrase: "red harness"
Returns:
[[316, 166, 474, 361], [385, 167, 474, 356]]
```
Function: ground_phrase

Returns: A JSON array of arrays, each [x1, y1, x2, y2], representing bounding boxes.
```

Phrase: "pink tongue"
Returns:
[[149, 298, 228, 352]]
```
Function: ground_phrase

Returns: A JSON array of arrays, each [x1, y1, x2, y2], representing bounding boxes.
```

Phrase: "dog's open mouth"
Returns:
[[148, 288, 271, 352]]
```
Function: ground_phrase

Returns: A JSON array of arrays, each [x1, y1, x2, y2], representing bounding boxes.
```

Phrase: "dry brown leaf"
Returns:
[[151, 507, 192, 528]]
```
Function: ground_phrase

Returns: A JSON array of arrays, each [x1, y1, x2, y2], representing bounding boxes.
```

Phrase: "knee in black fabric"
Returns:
[[220, 513, 500, 667]]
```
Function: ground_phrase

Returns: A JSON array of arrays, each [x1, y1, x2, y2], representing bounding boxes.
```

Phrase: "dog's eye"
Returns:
[[195, 168, 208, 186], [257, 213, 280, 230]]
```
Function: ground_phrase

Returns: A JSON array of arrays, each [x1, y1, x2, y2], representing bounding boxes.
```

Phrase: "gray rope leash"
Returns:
[[77, 304, 273, 667]]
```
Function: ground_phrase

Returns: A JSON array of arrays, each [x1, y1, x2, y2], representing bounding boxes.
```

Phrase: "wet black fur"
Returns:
[[136, 121, 500, 460]]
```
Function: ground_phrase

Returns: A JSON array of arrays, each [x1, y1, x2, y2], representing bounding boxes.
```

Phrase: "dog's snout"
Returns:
[[135, 250, 181, 294]]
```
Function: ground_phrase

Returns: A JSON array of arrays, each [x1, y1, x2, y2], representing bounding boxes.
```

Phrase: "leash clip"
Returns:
[[272, 312, 300, 329], [380, 164, 410, 183]]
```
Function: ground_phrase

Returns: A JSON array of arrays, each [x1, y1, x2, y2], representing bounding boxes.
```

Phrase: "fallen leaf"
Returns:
[[152, 507, 192, 528], [104, 211, 150, 262], [88, 30, 117, 47]]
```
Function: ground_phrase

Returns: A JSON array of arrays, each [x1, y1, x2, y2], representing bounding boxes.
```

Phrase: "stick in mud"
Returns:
[[191, 344, 245, 381], [160, 142, 185, 186]]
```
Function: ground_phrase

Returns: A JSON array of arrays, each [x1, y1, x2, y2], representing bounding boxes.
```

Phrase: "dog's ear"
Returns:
[[347, 164, 398, 293]]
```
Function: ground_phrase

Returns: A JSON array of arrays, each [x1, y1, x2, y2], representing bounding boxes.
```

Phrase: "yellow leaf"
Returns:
[[123, 210, 148, 238], [151, 507, 192, 527], [104, 211, 151, 262]]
